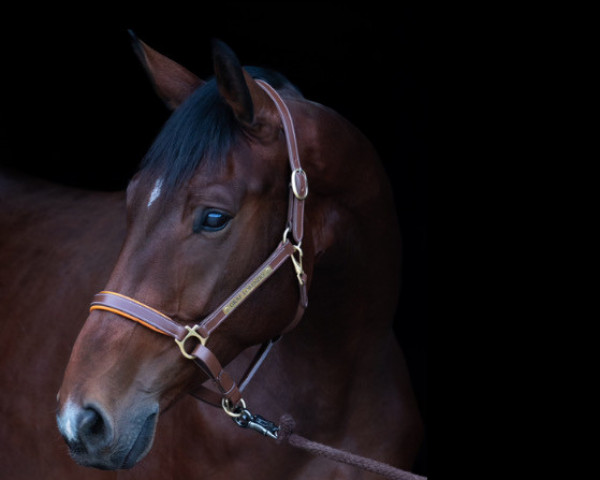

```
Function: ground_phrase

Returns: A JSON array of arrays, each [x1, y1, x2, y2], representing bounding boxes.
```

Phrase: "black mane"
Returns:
[[140, 67, 300, 191]]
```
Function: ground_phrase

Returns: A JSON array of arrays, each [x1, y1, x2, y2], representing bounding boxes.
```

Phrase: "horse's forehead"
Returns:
[[190, 142, 285, 194], [128, 129, 289, 212]]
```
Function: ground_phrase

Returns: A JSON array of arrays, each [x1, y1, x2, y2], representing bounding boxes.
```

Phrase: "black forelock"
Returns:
[[139, 67, 300, 192], [139, 78, 237, 191]]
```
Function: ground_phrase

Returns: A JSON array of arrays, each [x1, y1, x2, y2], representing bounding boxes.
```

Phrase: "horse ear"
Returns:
[[212, 39, 271, 126], [129, 30, 205, 110]]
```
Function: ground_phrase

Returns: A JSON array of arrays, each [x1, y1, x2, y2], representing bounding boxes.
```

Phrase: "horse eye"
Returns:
[[193, 210, 232, 233]]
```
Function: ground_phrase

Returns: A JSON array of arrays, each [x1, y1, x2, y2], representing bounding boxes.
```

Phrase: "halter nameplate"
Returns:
[[222, 265, 273, 315], [89, 79, 309, 409]]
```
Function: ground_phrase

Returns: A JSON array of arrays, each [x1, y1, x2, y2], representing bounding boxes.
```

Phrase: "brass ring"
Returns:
[[221, 398, 247, 418], [282, 227, 291, 244]]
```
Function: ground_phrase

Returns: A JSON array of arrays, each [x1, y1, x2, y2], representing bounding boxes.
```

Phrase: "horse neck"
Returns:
[[264, 101, 402, 410], [300, 101, 400, 338]]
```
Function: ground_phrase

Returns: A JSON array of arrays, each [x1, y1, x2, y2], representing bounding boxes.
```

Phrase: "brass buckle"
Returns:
[[291, 169, 308, 200], [175, 325, 208, 360], [282, 228, 305, 286], [291, 244, 305, 286]]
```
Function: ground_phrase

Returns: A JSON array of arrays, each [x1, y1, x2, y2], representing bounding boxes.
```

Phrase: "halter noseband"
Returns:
[[89, 80, 308, 413]]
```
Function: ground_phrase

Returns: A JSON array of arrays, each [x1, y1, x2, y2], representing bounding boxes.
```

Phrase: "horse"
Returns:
[[0, 36, 422, 479]]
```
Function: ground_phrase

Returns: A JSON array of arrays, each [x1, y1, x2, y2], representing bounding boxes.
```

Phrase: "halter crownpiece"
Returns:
[[89, 79, 308, 413]]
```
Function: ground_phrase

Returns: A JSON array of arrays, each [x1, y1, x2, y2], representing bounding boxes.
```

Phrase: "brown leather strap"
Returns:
[[90, 242, 300, 343], [91, 291, 187, 340], [255, 80, 309, 313], [90, 291, 241, 406], [191, 344, 242, 405], [238, 340, 277, 391], [256, 79, 307, 245], [188, 340, 275, 407], [197, 240, 296, 338]]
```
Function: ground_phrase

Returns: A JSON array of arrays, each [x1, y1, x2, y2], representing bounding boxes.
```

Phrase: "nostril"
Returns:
[[79, 408, 103, 437], [77, 405, 112, 451]]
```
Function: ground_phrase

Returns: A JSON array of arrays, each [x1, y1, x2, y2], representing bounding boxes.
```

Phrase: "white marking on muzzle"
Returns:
[[58, 399, 79, 442]]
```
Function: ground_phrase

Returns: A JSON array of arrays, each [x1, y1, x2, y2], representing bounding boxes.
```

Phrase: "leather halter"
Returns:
[[89, 80, 308, 411]]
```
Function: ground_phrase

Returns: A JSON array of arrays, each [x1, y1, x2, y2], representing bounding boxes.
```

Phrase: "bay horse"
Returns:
[[0, 36, 422, 479]]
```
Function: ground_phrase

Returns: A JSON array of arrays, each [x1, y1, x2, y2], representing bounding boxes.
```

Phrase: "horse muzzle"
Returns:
[[56, 399, 158, 470]]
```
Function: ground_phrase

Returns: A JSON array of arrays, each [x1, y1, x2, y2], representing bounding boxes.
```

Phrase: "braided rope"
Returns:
[[276, 415, 426, 480]]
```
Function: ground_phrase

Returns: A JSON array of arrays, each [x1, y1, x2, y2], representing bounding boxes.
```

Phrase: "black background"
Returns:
[[0, 5, 427, 475]]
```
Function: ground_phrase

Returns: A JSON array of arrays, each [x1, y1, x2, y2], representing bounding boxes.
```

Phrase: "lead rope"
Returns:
[[228, 403, 426, 479], [222, 381, 426, 480], [274, 414, 427, 480]]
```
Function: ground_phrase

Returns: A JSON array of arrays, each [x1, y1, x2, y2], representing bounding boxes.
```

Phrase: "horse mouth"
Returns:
[[118, 412, 158, 469]]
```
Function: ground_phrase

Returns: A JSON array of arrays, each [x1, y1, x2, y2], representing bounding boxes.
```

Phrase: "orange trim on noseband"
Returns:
[[95, 290, 173, 319], [89, 298, 173, 337]]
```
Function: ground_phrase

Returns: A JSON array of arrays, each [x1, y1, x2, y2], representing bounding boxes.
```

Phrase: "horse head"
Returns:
[[57, 38, 315, 470]]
